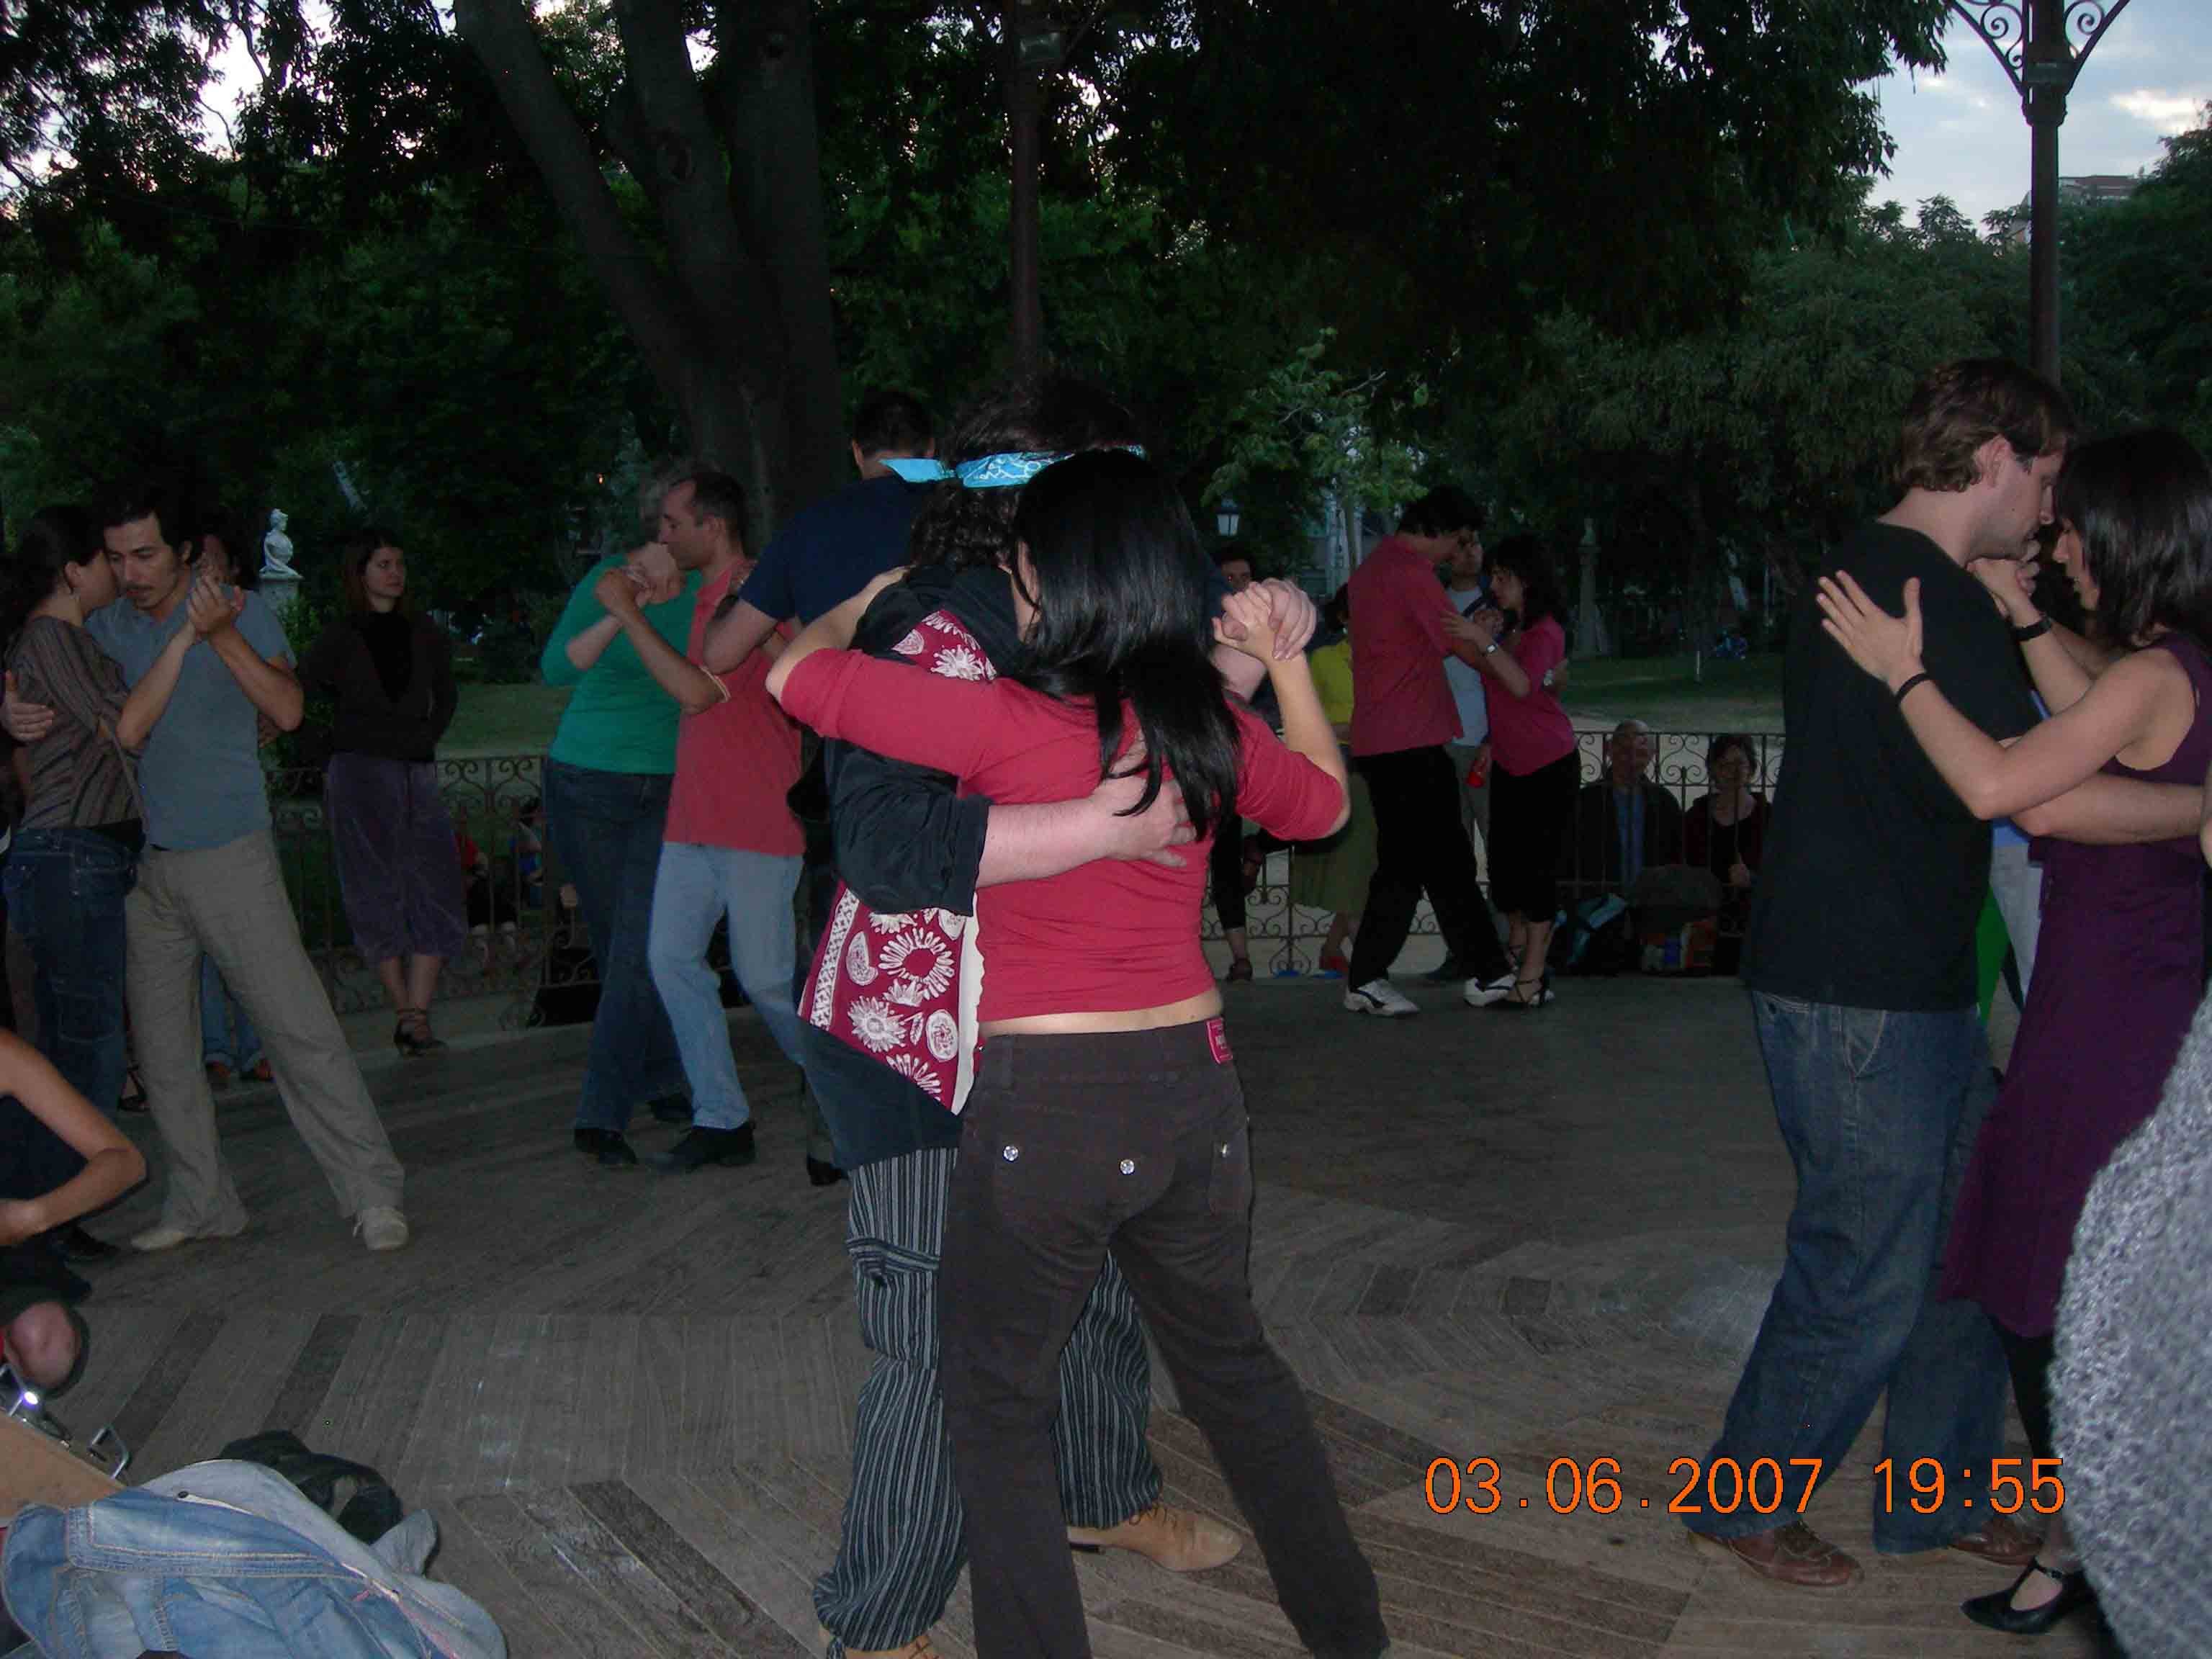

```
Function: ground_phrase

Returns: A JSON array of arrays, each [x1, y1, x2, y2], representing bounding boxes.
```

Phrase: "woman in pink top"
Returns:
[[1447, 534, 1579, 1008], [769, 451, 1385, 1659]]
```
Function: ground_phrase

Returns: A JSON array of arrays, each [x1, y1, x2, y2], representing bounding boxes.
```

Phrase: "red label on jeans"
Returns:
[[1206, 1017, 1232, 1066]]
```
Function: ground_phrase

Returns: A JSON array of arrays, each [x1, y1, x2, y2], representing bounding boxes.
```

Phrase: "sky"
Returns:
[[1868, 4, 2212, 227]]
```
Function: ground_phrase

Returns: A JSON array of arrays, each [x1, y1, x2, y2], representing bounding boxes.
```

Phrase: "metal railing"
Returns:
[[266, 729, 1786, 1011], [1203, 729, 1788, 976]]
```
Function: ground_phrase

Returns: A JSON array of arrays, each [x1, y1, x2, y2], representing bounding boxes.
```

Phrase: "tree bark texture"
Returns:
[[453, 0, 843, 548]]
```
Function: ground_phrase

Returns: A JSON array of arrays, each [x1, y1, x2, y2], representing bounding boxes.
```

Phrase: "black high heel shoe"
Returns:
[[1961, 1559, 2095, 1635]]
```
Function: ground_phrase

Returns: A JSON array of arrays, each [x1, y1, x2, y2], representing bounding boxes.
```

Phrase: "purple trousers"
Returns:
[[324, 752, 468, 966]]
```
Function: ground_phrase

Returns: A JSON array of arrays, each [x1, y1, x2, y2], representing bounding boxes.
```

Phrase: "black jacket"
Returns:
[[798, 563, 1025, 1171]]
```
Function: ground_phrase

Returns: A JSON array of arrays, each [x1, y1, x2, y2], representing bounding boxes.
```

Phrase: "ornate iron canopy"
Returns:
[[1946, 1, 2132, 102]]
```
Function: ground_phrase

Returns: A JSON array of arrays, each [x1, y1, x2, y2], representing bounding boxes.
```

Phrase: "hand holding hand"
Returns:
[[595, 565, 643, 621], [1442, 610, 1496, 652], [1258, 579, 1318, 660], [626, 542, 682, 606], [2, 673, 57, 744], [1212, 586, 1280, 662], [1728, 860, 1754, 890], [1969, 553, 2038, 624], [1815, 571, 1925, 690], [186, 570, 237, 639]]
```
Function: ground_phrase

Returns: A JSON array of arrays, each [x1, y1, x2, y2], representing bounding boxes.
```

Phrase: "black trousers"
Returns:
[[1346, 745, 1509, 986], [1996, 1319, 2057, 1463], [940, 1026, 1386, 1659]]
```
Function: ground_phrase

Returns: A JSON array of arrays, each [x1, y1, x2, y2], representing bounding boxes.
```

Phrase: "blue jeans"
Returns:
[[542, 760, 686, 1133], [647, 843, 808, 1130], [3, 828, 134, 1115], [1698, 992, 2008, 1551], [199, 955, 263, 1071]]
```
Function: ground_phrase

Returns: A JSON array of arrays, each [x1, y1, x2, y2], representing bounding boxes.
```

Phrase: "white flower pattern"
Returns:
[[843, 931, 878, 986], [885, 1053, 944, 1093], [931, 644, 989, 682], [880, 929, 954, 1004], [893, 629, 927, 657], [846, 997, 906, 1054], [925, 1010, 959, 1062]]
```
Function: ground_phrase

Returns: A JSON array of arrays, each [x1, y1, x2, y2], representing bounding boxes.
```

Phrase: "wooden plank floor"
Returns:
[[58, 982, 2110, 1657]]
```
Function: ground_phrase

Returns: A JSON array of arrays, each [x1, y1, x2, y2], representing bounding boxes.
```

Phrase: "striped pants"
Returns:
[[816, 1146, 1161, 1653]]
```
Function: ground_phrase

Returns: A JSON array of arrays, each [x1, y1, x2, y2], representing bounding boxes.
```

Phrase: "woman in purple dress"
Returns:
[[1817, 428, 2212, 1638]]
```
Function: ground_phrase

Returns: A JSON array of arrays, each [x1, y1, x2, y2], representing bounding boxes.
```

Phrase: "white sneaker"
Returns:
[[355, 1206, 410, 1252], [1344, 979, 1419, 1017], [1464, 971, 1518, 1008], [131, 1217, 247, 1252]]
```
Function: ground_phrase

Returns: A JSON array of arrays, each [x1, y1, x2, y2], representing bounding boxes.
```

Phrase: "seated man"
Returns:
[[1560, 719, 1687, 968]]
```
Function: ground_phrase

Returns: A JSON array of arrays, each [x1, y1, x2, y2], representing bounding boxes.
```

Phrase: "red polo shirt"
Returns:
[[663, 565, 806, 856], [1348, 535, 1460, 756]]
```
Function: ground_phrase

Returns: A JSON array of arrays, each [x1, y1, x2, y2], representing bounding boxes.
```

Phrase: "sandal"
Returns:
[[1491, 974, 1554, 1012], [392, 1007, 445, 1058]]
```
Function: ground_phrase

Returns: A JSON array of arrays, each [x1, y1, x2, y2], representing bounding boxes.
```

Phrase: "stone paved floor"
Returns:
[[50, 975, 2104, 1658]]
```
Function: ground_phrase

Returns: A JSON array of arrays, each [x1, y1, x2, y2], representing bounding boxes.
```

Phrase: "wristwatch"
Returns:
[[1483, 640, 1501, 655]]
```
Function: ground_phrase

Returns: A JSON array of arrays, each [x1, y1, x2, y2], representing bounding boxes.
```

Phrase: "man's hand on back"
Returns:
[[1, 674, 55, 745], [1087, 747, 1195, 868]]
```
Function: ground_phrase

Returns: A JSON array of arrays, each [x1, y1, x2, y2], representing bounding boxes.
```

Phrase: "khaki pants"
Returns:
[[127, 830, 403, 1233]]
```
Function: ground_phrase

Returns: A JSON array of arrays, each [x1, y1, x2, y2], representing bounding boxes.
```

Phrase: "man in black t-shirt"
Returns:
[[1689, 360, 2198, 1591]]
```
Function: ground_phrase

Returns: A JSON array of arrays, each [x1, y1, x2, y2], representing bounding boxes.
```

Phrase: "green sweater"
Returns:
[[541, 557, 703, 775]]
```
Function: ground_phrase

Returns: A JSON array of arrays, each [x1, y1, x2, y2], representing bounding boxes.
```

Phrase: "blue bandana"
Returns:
[[882, 447, 1145, 490]]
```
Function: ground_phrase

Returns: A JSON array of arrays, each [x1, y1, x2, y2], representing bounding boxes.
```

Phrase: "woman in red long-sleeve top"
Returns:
[[768, 451, 1385, 1659]]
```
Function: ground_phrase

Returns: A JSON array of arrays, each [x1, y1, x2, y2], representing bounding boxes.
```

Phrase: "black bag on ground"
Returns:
[[216, 1429, 405, 1545]]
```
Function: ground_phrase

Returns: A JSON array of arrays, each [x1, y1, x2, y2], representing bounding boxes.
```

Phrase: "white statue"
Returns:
[[260, 509, 299, 580]]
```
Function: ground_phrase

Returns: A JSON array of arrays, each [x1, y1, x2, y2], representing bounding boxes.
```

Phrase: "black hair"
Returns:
[[852, 390, 933, 457], [2052, 429, 2212, 647], [191, 503, 257, 590], [341, 526, 407, 614], [1213, 547, 1255, 570], [1008, 450, 1241, 841], [1, 505, 100, 653], [1398, 487, 1484, 539], [1707, 732, 1758, 775], [1323, 583, 1351, 634], [99, 479, 199, 562], [670, 469, 747, 541], [909, 376, 1146, 575], [1486, 534, 1565, 627]]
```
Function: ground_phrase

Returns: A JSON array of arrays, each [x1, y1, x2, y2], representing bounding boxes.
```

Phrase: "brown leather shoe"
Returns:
[[1692, 1521, 1863, 1588], [1068, 1503, 1243, 1572], [1949, 1511, 2043, 1567]]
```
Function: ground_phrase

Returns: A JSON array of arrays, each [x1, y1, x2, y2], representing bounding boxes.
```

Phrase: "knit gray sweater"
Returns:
[[2054, 985, 2212, 1658]]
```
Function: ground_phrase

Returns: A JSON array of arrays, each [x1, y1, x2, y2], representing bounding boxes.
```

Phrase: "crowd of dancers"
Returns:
[[0, 359, 2208, 1658]]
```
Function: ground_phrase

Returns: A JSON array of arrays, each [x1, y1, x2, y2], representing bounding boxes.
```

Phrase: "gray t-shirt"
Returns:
[[88, 592, 291, 850], [1442, 584, 1490, 748]]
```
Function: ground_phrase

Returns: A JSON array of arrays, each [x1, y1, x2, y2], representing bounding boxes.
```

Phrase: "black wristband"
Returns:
[[2012, 616, 2053, 643], [1894, 671, 1933, 704]]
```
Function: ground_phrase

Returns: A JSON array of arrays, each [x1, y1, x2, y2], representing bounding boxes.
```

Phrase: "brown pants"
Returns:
[[126, 830, 404, 1234]]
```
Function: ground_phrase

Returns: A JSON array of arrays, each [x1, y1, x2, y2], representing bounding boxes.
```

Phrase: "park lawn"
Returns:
[[1561, 652, 1785, 734], [444, 682, 572, 757]]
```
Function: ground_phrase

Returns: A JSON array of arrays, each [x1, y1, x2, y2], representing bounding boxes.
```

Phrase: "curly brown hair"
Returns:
[[907, 376, 1146, 573], [1893, 358, 2075, 497]]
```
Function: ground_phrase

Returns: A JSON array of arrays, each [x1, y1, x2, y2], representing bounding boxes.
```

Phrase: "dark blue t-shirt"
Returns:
[[737, 475, 930, 626]]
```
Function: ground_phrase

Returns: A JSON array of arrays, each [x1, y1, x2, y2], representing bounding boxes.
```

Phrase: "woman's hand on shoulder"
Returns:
[[1815, 570, 1924, 691]]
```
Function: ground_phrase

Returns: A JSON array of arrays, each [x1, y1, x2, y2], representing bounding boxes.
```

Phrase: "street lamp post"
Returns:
[[1006, 3, 1064, 376], [1946, 0, 2132, 385]]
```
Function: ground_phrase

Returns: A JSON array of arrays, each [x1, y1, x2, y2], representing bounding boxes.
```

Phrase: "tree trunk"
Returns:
[[455, 0, 843, 551]]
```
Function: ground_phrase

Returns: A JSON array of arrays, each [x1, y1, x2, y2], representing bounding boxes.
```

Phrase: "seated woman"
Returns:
[[1816, 427, 2212, 1638], [0, 1028, 149, 1393], [1681, 732, 1768, 974], [766, 451, 1385, 1659]]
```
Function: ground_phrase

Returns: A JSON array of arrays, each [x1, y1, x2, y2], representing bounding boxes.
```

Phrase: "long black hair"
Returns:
[[2052, 429, 2212, 647], [1, 505, 100, 655], [909, 375, 1146, 575], [1486, 533, 1565, 628], [1008, 450, 1241, 841]]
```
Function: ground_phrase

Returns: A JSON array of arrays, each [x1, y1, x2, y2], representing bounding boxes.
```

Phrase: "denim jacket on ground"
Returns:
[[2, 1460, 505, 1659]]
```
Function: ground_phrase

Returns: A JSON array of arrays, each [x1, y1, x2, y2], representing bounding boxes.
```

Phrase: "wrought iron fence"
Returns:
[[1202, 728, 1789, 976], [268, 729, 1786, 1011]]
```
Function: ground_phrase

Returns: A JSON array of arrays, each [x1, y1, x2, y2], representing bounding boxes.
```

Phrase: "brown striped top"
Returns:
[[6, 616, 138, 832]]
